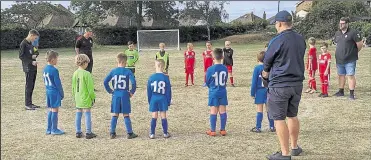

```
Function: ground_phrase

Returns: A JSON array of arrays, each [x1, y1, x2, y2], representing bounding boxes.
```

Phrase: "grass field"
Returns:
[[1, 42, 371, 160]]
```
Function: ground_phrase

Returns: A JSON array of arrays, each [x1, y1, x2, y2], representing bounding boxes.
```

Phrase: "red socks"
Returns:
[[230, 77, 234, 84]]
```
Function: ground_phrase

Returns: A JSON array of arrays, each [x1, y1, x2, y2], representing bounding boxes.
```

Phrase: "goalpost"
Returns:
[[137, 29, 180, 51]]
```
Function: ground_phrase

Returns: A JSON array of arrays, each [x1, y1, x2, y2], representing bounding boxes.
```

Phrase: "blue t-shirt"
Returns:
[[147, 73, 172, 105], [206, 64, 228, 98], [251, 64, 266, 97], [103, 67, 136, 97], [43, 65, 64, 98]]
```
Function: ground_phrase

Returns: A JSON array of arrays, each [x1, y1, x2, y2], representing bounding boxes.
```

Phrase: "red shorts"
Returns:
[[226, 65, 233, 73], [204, 63, 213, 72], [185, 66, 194, 74]]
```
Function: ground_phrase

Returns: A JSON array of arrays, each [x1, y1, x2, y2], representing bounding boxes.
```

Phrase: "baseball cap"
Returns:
[[275, 10, 292, 22]]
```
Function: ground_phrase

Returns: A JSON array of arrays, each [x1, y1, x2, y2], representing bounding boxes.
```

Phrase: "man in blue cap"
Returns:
[[261, 10, 305, 160]]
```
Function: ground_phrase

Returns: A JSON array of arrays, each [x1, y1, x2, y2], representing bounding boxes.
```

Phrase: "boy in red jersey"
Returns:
[[305, 37, 318, 94], [184, 43, 196, 86], [202, 41, 213, 87], [318, 42, 331, 97]]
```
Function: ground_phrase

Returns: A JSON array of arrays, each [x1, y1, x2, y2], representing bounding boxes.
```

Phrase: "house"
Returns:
[[267, 16, 276, 25], [72, 18, 89, 35], [98, 14, 137, 27], [231, 12, 263, 24], [295, 1, 314, 18], [37, 4, 75, 28]]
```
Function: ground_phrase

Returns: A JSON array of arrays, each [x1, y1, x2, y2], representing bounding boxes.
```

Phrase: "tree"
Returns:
[[1, 1, 70, 29], [295, 1, 369, 39], [70, 1, 107, 26], [144, 1, 180, 27]]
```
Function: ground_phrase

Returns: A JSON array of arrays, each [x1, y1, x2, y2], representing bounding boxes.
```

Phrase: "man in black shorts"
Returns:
[[261, 11, 306, 160], [75, 27, 94, 73], [19, 29, 41, 110]]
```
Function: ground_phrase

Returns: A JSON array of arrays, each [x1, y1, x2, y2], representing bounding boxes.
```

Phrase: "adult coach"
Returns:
[[19, 29, 41, 110], [333, 17, 363, 100], [75, 27, 94, 73], [261, 11, 306, 160]]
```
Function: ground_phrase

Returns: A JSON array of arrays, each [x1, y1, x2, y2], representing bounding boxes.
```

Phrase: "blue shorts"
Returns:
[[255, 88, 267, 104], [208, 96, 228, 107], [46, 92, 61, 108], [336, 61, 356, 76], [111, 95, 131, 114], [149, 99, 169, 112]]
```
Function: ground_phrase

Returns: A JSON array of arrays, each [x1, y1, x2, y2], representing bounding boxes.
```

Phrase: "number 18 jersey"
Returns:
[[147, 73, 172, 112], [206, 64, 228, 98]]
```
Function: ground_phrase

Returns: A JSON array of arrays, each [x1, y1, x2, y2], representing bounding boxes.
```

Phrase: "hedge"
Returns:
[[1, 28, 78, 50], [350, 21, 371, 44], [1, 21, 267, 50]]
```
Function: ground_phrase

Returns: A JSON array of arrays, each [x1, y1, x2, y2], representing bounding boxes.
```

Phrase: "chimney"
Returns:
[[251, 11, 254, 21], [263, 11, 266, 20]]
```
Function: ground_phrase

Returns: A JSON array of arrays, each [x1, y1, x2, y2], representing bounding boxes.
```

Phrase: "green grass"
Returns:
[[1, 43, 371, 160]]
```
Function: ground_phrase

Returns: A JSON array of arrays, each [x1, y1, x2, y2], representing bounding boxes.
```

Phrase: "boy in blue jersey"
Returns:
[[103, 53, 138, 139], [250, 51, 275, 133], [147, 59, 172, 139], [206, 48, 229, 136], [43, 50, 64, 135]]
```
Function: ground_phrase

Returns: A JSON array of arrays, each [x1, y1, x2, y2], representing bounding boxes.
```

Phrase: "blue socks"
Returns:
[[75, 112, 82, 133], [161, 118, 168, 134], [210, 114, 217, 132], [46, 111, 52, 132], [110, 116, 118, 133], [267, 112, 275, 128], [51, 112, 58, 132], [85, 112, 92, 133], [220, 113, 227, 131], [256, 112, 263, 129], [150, 118, 157, 134], [124, 116, 133, 134]]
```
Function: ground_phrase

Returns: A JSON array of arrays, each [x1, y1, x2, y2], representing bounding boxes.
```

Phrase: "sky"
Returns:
[[1, 1, 299, 21]]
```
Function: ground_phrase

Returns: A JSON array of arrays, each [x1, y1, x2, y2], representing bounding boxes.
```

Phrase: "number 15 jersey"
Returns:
[[206, 64, 228, 98], [103, 67, 137, 96]]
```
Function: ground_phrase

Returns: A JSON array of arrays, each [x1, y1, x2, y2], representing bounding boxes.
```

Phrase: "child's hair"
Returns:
[[45, 50, 59, 62], [321, 42, 328, 48], [308, 37, 316, 45], [127, 41, 134, 45], [206, 41, 212, 45], [75, 54, 90, 66], [155, 59, 165, 70], [117, 52, 127, 63], [257, 51, 265, 62], [159, 43, 165, 47], [187, 43, 193, 47], [225, 41, 231, 45], [213, 48, 224, 60], [28, 29, 40, 36]]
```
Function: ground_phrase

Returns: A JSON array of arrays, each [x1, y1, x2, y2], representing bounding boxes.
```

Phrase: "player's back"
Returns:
[[253, 64, 265, 90], [147, 73, 171, 103], [206, 64, 228, 97], [43, 65, 62, 94], [72, 69, 94, 101], [108, 67, 136, 96]]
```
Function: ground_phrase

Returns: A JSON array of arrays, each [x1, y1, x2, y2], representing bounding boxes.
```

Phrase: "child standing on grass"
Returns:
[[184, 43, 196, 86], [155, 43, 170, 75], [223, 41, 235, 87], [43, 50, 64, 135], [147, 59, 172, 139], [318, 42, 332, 98], [305, 37, 318, 94], [206, 48, 228, 136], [250, 51, 275, 133], [202, 41, 214, 87], [103, 53, 138, 139], [124, 41, 139, 76], [72, 54, 97, 139]]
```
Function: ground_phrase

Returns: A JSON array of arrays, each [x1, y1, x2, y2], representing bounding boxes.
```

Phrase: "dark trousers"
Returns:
[[25, 71, 37, 106], [86, 54, 93, 73]]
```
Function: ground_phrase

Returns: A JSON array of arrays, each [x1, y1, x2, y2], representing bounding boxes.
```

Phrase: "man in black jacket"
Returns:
[[19, 29, 40, 110]]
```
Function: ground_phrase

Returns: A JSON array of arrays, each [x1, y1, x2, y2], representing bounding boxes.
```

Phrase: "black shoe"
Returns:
[[349, 94, 356, 100], [269, 127, 276, 132], [333, 91, 344, 97], [291, 146, 303, 156], [127, 133, 138, 139], [250, 127, 262, 133], [322, 94, 328, 97], [31, 104, 40, 108], [110, 132, 116, 139], [76, 132, 83, 138], [94, 89, 98, 91], [266, 152, 291, 160], [25, 105, 35, 110], [231, 84, 236, 87], [86, 132, 97, 139]]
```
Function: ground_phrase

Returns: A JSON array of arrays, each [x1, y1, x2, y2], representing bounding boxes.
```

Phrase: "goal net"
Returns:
[[137, 29, 180, 51]]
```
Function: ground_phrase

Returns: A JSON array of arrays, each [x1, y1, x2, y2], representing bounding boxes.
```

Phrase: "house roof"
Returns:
[[267, 16, 276, 25], [37, 4, 75, 28], [231, 12, 263, 23]]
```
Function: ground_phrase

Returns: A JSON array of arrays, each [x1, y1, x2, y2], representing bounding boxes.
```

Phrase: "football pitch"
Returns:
[[1, 42, 370, 160]]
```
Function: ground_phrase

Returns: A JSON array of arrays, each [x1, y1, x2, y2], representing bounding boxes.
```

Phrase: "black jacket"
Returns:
[[19, 39, 37, 72], [223, 48, 233, 66]]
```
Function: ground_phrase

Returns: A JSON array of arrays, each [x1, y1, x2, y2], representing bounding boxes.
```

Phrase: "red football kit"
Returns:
[[184, 50, 196, 85], [203, 50, 213, 83], [306, 47, 318, 90], [318, 53, 331, 95]]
